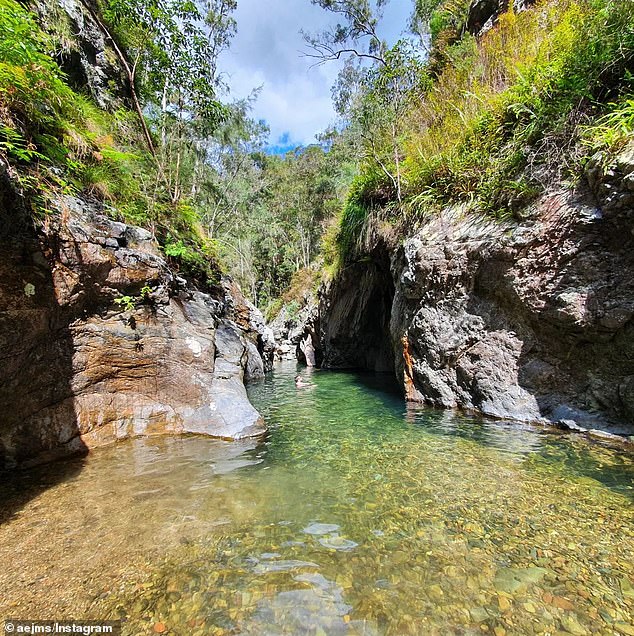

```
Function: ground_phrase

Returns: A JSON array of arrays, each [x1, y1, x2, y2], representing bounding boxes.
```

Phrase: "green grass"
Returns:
[[0, 0, 221, 288], [328, 0, 634, 268], [582, 95, 634, 153]]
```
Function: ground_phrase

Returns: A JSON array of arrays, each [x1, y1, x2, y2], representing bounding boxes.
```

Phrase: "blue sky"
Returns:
[[219, 0, 415, 152]]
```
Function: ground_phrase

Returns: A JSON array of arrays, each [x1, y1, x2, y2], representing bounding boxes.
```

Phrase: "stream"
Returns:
[[0, 362, 633, 635]]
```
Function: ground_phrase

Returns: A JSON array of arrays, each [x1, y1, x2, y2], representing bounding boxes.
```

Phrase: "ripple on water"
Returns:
[[0, 362, 632, 635]]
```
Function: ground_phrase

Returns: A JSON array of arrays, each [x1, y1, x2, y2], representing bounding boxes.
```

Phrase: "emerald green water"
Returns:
[[1, 362, 633, 635]]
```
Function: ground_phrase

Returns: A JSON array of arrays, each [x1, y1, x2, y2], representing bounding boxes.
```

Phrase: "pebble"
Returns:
[[560, 614, 588, 635], [552, 596, 575, 610], [2, 393, 633, 636], [498, 596, 511, 611]]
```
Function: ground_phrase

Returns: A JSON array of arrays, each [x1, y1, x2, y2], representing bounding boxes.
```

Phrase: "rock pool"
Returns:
[[0, 363, 632, 635]]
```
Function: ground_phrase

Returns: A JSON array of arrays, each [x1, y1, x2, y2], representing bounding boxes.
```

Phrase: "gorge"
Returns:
[[0, 0, 633, 633], [278, 152, 634, 438]]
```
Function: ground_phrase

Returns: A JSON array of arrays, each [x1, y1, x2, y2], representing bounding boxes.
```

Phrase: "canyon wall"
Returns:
[[312, 144, 634, 436], [0, 163, 273, 469]]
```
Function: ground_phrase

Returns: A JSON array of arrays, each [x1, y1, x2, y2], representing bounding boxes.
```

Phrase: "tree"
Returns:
[[203, 0, 238, 90], [94, 0, 229, 159], [308, 0, 427, 204], [302, 0, 390, 67]]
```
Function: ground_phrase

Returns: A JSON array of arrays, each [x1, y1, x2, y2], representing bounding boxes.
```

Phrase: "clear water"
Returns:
[[0, 362, 633, 636]]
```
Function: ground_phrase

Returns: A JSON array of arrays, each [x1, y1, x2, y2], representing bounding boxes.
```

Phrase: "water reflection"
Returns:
[[240, 570, 358, 636], [407, 407, 546, 458]]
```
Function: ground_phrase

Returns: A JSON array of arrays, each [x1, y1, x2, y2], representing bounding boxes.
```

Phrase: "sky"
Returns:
[[219, 0, 415, 153]]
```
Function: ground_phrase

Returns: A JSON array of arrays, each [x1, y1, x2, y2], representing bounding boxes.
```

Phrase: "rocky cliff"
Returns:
[[0, 0, 279, 469], [0, 161, 273, 470], [270, 294, 320, 367], [310, 143, 634, 437]]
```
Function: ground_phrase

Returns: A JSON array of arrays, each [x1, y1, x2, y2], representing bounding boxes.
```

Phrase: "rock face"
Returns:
[[0, 166, 270, 469], [319, 249, 395, 373], [467, 0, 536, 35], [221, 278, 275, 375], [270, 297, 320, 366], [317, 143, 634, 435], [33, 0, 130, 110]]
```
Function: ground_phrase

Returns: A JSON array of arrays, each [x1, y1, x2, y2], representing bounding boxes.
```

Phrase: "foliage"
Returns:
[[113, 284, 156, 311], [264, 267, 322, 322], [582, 95, 634, 152], [100, 0, 227, 123], [0, 0, 79, 162], [8, 0, 634, 315], [303, 0, 390, 67], [113, 295, 137, 311], [0, 0, 233, 290], [325, 0, 634, 267], [211, 139, 345, 307]]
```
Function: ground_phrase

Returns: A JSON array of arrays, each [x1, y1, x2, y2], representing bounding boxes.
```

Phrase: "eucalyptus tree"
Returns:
[[305, 0, 426, 203], [302, 0, 391, 67], [89, 0, 239, 216]]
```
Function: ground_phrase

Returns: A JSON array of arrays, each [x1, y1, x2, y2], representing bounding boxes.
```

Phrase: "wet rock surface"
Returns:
[[0, 176, 269, 469], [319, 143, 634, 435]]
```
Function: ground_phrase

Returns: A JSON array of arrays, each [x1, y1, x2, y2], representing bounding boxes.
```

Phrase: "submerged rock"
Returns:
[[303, 523, 341, 536], [317, 536, 359, 551]]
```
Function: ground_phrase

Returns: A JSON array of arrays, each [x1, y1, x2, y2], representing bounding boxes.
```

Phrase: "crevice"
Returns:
[[319, 244, 396, 375]]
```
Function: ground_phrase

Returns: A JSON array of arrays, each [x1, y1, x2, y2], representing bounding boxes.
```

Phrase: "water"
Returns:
[[0, 362, 633, 635]]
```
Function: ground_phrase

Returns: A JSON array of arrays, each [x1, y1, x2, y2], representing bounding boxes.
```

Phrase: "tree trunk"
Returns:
[[79, 0, 157, 159]]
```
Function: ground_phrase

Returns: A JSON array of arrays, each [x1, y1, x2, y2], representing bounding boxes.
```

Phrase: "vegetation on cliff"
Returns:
[[0, 0, 353, 304], [0, 0, 227, 285], [1, 0, 632, 311], [324, 0, 634, 269]]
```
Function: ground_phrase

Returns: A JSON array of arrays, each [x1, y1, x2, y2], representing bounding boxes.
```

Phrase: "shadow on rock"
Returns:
[[0, 160, 86, 514]]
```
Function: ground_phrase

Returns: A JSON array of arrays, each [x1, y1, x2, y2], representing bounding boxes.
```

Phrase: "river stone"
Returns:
[[253, 560, 320, 574], [318, 536, 359, 551], [469, 607, 489, 623], [303, 523, 341, 536], [494, 572, 521, 594], [620, 577, 634, 600], [560, 614, 588, 635], [517, 566, 549, 584]]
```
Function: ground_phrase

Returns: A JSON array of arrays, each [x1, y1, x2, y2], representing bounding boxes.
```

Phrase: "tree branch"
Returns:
[[302, 45, 386, 67]]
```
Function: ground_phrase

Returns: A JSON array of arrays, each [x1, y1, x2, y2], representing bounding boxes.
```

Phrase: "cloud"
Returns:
[[219, 0, 414, 148]]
